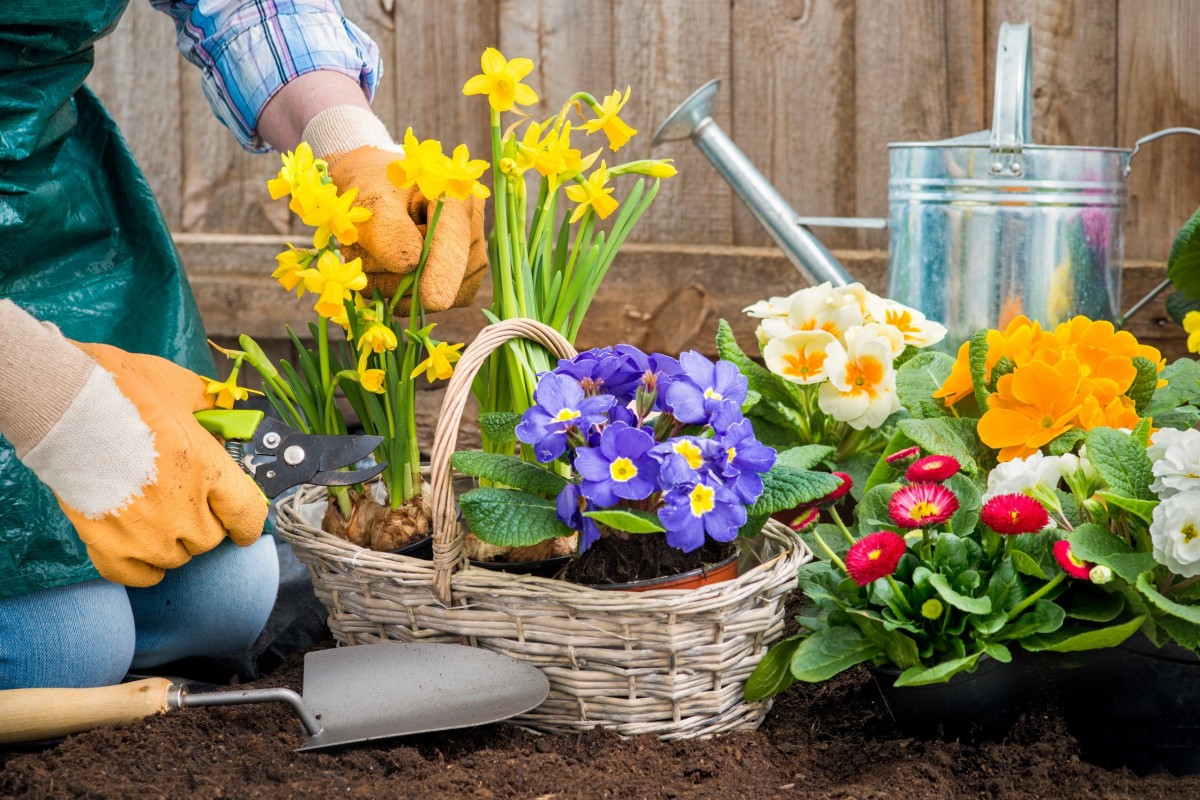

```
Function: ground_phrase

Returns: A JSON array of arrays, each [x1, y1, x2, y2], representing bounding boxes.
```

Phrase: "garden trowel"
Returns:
[[0, 643, 550, 751]]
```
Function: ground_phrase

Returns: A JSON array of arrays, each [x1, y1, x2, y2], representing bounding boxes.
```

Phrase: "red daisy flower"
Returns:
[[885, 446, 922, 466], [811, 472, 853, 508], [846, 531, 907, 586], [981, 493, 1050, 535], [887, 482, 959, 529], [1054, 539, 1093, 579], [790, 508, 820, 532], [905, 454, 961, 483]]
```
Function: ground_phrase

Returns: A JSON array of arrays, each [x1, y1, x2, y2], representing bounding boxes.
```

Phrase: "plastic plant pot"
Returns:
[[870, 654, 1025, 742], [470, 555, 573, 578], [392, 535, 433, 560], [594, 551, 740, 593]]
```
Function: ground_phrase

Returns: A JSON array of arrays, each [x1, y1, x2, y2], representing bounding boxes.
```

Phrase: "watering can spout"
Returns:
[[652, 79, 855, 288]]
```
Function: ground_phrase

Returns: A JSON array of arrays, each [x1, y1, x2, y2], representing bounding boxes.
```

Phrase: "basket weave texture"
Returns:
[[275, 319, 812, 738]]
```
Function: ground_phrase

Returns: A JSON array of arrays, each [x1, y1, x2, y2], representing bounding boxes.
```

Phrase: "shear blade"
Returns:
[[312, 461, 387, 487], [316, 434, 384, 472]]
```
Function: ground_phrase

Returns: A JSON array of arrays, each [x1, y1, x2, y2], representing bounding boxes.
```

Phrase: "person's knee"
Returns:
[[128, 535, 280, 668], [0, 580, 135, 689]]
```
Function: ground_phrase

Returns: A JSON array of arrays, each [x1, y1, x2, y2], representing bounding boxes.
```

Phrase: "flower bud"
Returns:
[[920, 598, 944, 620], [1089, 565, 1114, 585], [635, 370, 658, 419], [499, 157, 517, 175]]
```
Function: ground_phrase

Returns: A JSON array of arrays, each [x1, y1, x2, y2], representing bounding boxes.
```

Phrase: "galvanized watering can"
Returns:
[[653, 22, 1200, 348]]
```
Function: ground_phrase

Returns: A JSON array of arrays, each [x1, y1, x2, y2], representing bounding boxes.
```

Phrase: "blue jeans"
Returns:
[[0, 536, 279, 689]]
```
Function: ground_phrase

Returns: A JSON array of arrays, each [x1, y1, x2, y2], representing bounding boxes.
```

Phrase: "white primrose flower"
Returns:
[[862, 321, 906, 356], [1150, 428, 1200, 498], [817, 325, 900, 430], [874, 299, 948, 349], [743, 296, 791, 319], [833, 282, 885, 320], [983, 451, 1065, 502], [760, 282, 865, 342], [763, 330, 839, 385], [1149, 427, 1191, 464], [1149, 492, 1200, 578]]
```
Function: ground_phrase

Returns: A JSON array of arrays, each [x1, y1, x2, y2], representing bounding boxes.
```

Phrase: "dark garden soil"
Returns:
[[559, 533, 736, 585], [4, 643, 1200, 800]]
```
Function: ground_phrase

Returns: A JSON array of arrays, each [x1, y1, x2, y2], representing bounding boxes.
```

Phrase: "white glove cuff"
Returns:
[[301, 106, 401, 158]]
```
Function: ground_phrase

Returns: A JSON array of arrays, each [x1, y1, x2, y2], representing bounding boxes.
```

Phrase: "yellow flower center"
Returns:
[[886, 308, 915, 333], [782, 351, 826, 379], [704, 387, 723, 401], [908, 501, 940, 521], [867, 548, 882, 561], [1040, 414, 1055, 428], [689, 484, 716, 517], [1184, 523, 1199, 543], [727, 446, 737, 464], [1068, 550, 1089, 568], [673, 440, 704, 469], [555, 408, 582, 423], [609, 458, 638, 483]]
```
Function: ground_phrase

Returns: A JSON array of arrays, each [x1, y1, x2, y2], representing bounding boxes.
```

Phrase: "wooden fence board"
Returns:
[[88, 1, 183, 229], [1118, 0, 1200, 261], [730, 0, 858, 249]]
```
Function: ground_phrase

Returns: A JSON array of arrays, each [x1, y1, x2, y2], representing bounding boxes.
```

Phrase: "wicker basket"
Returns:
[[275, 319, 812, 738]]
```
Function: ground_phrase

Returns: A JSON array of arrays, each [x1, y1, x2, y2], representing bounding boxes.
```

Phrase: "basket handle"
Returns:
[[429, 318, 577, 604]]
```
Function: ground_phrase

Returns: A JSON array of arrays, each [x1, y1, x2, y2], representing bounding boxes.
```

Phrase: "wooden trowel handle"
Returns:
[[0, 677, 175, 744]]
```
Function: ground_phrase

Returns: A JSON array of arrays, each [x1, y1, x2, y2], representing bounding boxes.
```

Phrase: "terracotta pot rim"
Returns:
[[591, 550, 740, 592]]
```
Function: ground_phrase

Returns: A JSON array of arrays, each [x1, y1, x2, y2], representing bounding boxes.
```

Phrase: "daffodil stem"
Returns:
[[1009, 572, 1065, 617], [408, 198, 443, 335], [317, 317, 332, 433]]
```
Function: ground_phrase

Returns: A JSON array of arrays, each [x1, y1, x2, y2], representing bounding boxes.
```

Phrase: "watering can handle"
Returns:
[[990, 22, 1033, 175], [1126, 127, 1200, 175]]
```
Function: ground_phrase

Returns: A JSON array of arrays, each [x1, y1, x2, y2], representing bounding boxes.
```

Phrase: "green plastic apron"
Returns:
[[0, 0, 214, 598]]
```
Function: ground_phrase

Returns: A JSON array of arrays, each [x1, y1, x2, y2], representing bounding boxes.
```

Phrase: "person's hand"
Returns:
[[303, 107, 487, 313], [0, 301, 267, 587]]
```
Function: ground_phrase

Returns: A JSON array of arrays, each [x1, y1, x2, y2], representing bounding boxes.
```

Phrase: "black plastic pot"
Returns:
[[392, 536, 433, 560], [469, 555, 572, 578], [870, 654, 1025, 742], [1062, 635, 1200, 775]]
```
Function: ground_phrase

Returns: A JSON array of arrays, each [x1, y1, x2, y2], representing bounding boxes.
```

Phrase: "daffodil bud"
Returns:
[[1089, 565, 1114, 585], [499, 157, 517, 175], [238, 335, 279, 381]]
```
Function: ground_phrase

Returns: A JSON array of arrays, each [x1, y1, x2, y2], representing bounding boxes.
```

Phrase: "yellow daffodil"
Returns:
[[387, 128, 448, 200], [462, 47, 539, 112], [358, 321, 398, 354], [358, 368, 386, 394], [272, 244, 317, 297], [532, 122, 599, 188], [267, 142, 327, 199], [309, 185, 372, 249], [442, 144, 491, 201], [329, 292, 367, 331], [565, 161, 619, 223], [583, 87, 637, 151], [610, 159, 677, 179], [1186, 311, 1200, 354], [509, 120, 545, 174], [298, 251, 368, 319], [411, 341, 465, 382], [200, 366, 264, 410]]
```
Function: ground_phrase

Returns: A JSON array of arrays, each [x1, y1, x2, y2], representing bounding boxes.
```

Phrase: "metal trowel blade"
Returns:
[[295, 643, 549, 751]]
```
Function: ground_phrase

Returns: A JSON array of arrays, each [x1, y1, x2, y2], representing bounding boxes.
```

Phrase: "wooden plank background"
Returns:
[[89, 0, 1200, 364]]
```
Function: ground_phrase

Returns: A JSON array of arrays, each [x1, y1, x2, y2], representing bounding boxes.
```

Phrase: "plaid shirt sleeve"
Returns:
[[150, 0, 382, 152]]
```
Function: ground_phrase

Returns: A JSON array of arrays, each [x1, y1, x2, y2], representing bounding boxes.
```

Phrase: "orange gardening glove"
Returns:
[[0, 301, 267, 587], [303, 106, 488, 313]]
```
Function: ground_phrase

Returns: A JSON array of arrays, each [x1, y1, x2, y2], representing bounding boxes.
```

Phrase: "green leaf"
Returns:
[[1084, 427, 1154, 501], [998, 599, 1066, 640], [738, 512, 770, 540], [968, 329, 991, 412], [716, 319, 801, 409], [895, 351, 956, 419], [1010, 529, 1060, 582], [1132, 416, 1153, 448], [458, 488, 574, 547], [984, 642, 1014, 663], [749, 465, 841, 516], [745, 636, 801, 701], [1096, 491, 1158, 525], [846, 609, 921, 669], [894, 651, 984, 687], [945, 472, 982, 536], [1021, 615, 1145, 653], [1167, 205, 1200, 299], [1048, 429, 1087, 457], [989, 357, 1015, 387], [451, 451, 569, 498], [1064, 586, 1126, 622], [1136, 572, 1200, 624], [928, 572, 992, 614], [1145, 358, 1200, 417], [1129, 358, 1161, 416], [584, 508, 665, 534], [1165, 290, 1200, 325], [789, 627, 880, 682], [837, 449, 880, 502], [1069, 523, 1158, 581], [896, 417, 989, 476], [855, 483, 901, 536], [775, 445, 836, 471], [479, 412, 523, 448]]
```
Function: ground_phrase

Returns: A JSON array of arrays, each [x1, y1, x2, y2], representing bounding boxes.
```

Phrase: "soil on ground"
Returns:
[[4, 642, 1199, 800]]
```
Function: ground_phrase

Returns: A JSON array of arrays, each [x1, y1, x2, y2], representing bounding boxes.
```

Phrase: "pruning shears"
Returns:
[[194, 410, 386, 498]]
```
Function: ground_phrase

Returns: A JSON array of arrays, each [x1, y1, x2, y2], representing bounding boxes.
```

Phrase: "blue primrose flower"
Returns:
[[657, 475, 747, 553], [556, 482, 601, 551], [574, 422, 660, 507], [554, 347, 642, 402], [651, 435, 725, 488], [664, 351, 748, 426], [614, 345, 682, 412], [516, 373, 616, 462], [718, 419, 776, 504]]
